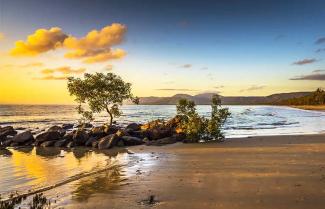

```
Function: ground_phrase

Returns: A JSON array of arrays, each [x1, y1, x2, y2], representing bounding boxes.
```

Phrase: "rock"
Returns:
[[146, 137, 177, 146], [85, 136, 99, 147], [73, 130, 89, 146], [12, 131, 34, 144], [129, 130, 145, 139], [121, 136, 144, 146], [76, 123, 93, 129], [40, 141, 56, 147], [126, 123, 141, 132], [36, 131, 61, 143], [0, 148, 13, 156], [2, 139, 12, 147], [54, 139, 68, 147], [98, 134, 120, 150], [115, 129, 130, 137], [0, 126, 17, 139], [62, 123, 74, 130], [48, 126, 66, 137], [145, 128, 172, 140], [63, 131, 74, 141], [172, 133, 186, 141], [117, 140, 125, 147], [92, 141, 98, 148], [10, 142, 19, 147], [91, 125, 109, 137], [66, 141, 75, 148]]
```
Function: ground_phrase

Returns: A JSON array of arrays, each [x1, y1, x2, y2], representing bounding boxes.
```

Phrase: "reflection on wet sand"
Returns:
[[72, 165, 126, 202]]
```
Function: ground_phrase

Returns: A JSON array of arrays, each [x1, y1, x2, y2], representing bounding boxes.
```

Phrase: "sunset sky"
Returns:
[[0, 0, 325, 104]]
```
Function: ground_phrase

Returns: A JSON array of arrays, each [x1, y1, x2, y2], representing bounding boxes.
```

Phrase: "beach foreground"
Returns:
[[62, 134, 325, 209]]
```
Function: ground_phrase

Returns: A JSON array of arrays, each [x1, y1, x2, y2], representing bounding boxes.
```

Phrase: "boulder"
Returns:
[[146, 137, 177, 146], [54, 139, 69, 147], [92, 141, 99, 148], [66, 141, 75, 148], [98, 134, 120, 150], [121, 136, 144, 146], [12, 131, 34, 144], [0, 126, 17, 139], [126, 123, 141, 132], [40, 141, 56, 147], [116, 140, 125, 147], [115, 129, 130, 137], [36, 131, 61, 143], [48, 125, 66, 137], [2, 139, 12, 147], [76, 123, 93, 129], [145, 128, 172, 140], [73, 130, 89, 146], [91, 125, 109, 137], [85, 136, 99, 147], [128, 130, 145, 139], [62, 123, 74, 130]]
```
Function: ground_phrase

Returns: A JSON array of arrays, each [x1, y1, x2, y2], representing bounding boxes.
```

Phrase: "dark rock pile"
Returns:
[[0, 117, 186, 149]]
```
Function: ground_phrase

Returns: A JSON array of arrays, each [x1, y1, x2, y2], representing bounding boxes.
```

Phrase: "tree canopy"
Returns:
[[67, 72, 138, 126]]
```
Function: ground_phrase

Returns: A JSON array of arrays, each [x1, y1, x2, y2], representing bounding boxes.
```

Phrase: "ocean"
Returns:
[[0, 105, 325, 138]]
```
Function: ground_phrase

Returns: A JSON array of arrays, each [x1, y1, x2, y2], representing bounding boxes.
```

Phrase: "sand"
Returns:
[[291, 105, 325, 111], [57, 134, 325, 209]]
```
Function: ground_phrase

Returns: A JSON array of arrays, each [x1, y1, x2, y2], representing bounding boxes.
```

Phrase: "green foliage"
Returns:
[[68, 72, 138, 126], [176, 94, 230, 142], [279, 88, 325, 105]]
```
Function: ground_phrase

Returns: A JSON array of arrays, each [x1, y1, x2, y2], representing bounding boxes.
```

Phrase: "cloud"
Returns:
[[104, 64, 114, 71], [201, 67, 208, 70], [10, 27, 68, 56], [36, 75, 69, 80], [179, 64, 192, 68], [155, 88, 198, 91], [312, 69, 325, 73], [1, 62, 43, 69], [10, 23, 127, 63], [213, 85, 224, 89], [240, 85, 266, 92], [63, 23, 127, 63], [292, 58, 317, 65], [315, 48, 325, 53], [38, 66, 85, 80], [290, 73, 325, 80], [315, 37, 325, 44]]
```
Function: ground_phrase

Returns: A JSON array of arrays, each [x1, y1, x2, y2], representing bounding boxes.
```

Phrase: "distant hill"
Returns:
[[136, 92, 311, 105], [277, 88, 325, 105]]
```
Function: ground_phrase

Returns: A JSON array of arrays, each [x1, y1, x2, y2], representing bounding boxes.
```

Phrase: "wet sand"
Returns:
[[64, 134, 325, 209]]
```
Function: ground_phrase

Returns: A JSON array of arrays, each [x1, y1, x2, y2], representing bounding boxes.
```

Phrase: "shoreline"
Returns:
[[290, 105, 325, 111], [4, 133, 324, 209]]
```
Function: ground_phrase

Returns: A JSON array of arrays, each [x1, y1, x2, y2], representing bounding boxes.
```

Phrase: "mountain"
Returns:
[[136, 92, 311, 105]]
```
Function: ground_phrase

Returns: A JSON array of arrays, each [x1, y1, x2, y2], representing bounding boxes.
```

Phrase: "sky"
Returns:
[[0, 0, 325, 104]]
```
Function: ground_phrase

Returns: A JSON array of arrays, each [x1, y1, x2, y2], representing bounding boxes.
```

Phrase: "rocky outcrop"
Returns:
[[73, 130, 89, 146], [146, 137, 177, 146], [121, 136, 144, 146], [48, 125, 66, 137], [126, 123, 141, 132], [12, 131, 34, 144], [0, 126, 17, 140], [98, 134, 120, 150], [35, 131, 61, 144]]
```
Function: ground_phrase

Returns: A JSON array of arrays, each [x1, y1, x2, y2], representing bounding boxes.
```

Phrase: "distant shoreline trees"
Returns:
[[278, 88, 325, 106]]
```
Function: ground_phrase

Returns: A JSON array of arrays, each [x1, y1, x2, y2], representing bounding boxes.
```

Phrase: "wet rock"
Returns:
[[73, 130, 89, 146], [54, 139, 68, 147], [117, 140, 125, 147], [76, 123, 93, 129], [173, 133, 186, 141], [10, 142, 19, 147], [0, 148, 13, 156], [145, 128, 172, 140], [36, 131, 61, 143], [0, 126, 17, 140], [126, 123, 141, 132], [12, 131, 34, 144], [122, 136, 144, 146], [92, 141, 99, 148], [146, 137, 177, 146], [2, 139, 12, 147], [85, 136, 99, 146], [40, 140, 56, 147], [48, 125, 66, 137], [98, 134, 120, 150], [66, 141, 75, 148], [62, 123, 74, 130], [128, 130, 145, 139], [91, 125, 109, 137]]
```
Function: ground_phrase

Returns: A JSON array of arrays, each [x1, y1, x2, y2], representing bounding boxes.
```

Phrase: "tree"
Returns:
[[67, 72, 138, 126], [176, 94, 230, 142]]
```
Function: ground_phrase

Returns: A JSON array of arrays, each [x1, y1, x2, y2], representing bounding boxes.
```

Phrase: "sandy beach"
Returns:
[[56, 134, 325, 209]]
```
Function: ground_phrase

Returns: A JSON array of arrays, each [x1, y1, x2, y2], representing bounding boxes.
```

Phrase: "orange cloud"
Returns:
[[10, 27, 68, 56], [37, 75, 68, 80], [10, 24, 127, 63], [41, 66, 86, 75], [63, 23, 127, 63]]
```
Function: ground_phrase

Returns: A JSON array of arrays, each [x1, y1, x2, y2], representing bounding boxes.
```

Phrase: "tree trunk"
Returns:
[[106, 107, 113, 126]]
